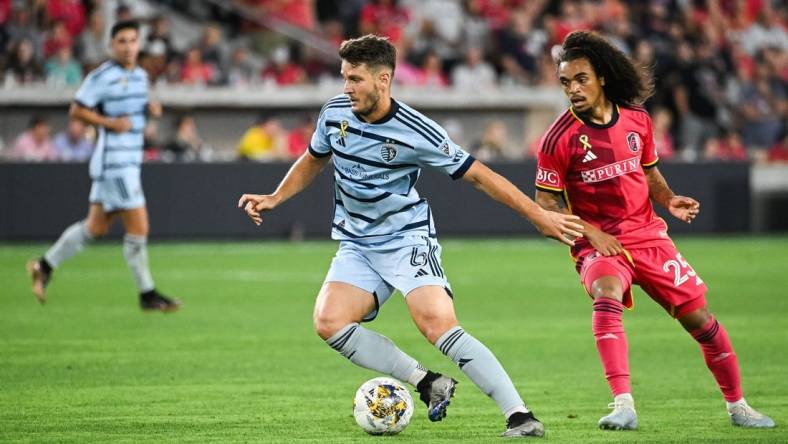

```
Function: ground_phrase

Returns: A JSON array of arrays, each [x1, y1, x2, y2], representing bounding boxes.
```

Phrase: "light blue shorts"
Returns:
[[89, 171, 146, 212], [324, 235, 452, 322]]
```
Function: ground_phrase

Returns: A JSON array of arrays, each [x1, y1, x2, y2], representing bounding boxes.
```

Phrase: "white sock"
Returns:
[[44, 220, 93, 268], [726, 398, 746, 410], [615, 393, 634, 406]]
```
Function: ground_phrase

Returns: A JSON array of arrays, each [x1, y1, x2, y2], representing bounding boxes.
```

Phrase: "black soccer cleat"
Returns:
[[140, 289, 182, 313], [502, 411, 545, 438], [26, 258, 53, 304], [416, 370, 457, 422]]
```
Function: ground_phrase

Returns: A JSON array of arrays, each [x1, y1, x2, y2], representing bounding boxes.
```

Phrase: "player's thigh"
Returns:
[[85, 203, 116, 237], [406, 285, 458, 344], [579, 251, 634, 305], [119, 206, 149, 236], [313, 282, 378, 339], [633, 244, 708, 318]]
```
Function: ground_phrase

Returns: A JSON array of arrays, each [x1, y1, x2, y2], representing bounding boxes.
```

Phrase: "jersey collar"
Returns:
[[572, 103, 620, 129], [353, 98, 400, 125]]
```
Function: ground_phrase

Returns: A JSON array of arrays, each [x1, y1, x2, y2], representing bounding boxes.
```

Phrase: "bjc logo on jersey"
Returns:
[[537, 167, 560, 187]]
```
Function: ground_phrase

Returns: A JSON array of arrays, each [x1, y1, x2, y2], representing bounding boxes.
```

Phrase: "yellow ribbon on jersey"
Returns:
[[339, 120, 349, 138], [579, 134, 592, 151]]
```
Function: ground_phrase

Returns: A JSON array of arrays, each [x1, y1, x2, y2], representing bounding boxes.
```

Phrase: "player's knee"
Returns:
[[85, 222, 108, 238], [591, 278, 623, 301], [679, 306, 712, 332], [313, 312, 349, 340], [416, 316, 458, 344]]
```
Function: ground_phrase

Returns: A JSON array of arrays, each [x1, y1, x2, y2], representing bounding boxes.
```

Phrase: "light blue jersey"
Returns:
[[310, 95, 475, 242], [75, 60, 149, 179]]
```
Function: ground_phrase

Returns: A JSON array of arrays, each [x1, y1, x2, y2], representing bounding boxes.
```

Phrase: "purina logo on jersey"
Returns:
[[581, 156, 640, 183], [380, 144, 398, 162], [626, 132, 642, 152]]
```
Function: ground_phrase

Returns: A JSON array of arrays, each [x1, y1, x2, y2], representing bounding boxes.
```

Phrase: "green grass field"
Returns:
[[1, 237, 787, 443]]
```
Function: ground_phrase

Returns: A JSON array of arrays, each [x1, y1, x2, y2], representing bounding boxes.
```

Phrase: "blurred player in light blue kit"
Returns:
[[238, 35, 584, 438], [27, 20, 180, 312]]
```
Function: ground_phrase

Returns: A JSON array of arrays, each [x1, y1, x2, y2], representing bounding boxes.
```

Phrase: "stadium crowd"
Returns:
[[1, 0, 786, 162]]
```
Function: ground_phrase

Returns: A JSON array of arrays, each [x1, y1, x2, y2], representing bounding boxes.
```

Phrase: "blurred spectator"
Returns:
[[181, 46, 216, 86], [393, 42, 422, 86], [143, 120, 162, 162], [469, 120, 510, 161], [652, 107, 676, 160], [451, 46, 496, 91], [251, 0, 315, 31], [738, 63, 786, 155], [5, 38, 43, 85], [739, 9, 788, 56], [767, 132, 788, 163], [44, 44, 81, 87], [139, 40, 168, 84], [198, 23, 227, 81], [8, 115, 55, 162], [146, 15, 177, 62], [43, 21, 73, 59], [227, 47, 259, 88], [703, 130, 748, 162], [77, 10, 109, 70], [359, 0, 410, 46], [4, 7, 44, 56], [52, 118, 93, 161], [286, 115, 315, 159], [261, 45, 306, 86], [498, 8, 546, 85], [417, 51, 448, 89], [47, 0, 86, 37], [164, 115, 204, 162], [237, 113, 286, 161]]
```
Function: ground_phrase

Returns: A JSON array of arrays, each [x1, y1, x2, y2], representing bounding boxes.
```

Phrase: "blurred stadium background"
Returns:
[[2, 0, 787, 442]]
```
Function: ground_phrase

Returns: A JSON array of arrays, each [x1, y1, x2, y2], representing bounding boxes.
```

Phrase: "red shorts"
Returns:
[[576, 242, 708, 318]]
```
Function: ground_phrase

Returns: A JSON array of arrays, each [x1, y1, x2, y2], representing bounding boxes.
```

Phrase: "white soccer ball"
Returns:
[[353, 377, 414, 435]]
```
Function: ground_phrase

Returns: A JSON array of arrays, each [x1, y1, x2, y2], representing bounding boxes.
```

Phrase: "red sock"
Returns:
[[592, 298, 631, 396], [690, 318, 742, 402]]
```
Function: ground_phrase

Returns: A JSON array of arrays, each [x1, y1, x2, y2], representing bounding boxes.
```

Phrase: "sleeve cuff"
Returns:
[[535, 184, 564, 194], [642, 158, 659, 169], [450, 155, 476, 180], [308, 144, 332, 158]]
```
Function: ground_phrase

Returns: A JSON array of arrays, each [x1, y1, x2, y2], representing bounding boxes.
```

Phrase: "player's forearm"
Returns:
[[645, 167, 675, 209], [270, 152, 329, 205], [69, 103, 113, 129], [464, 161, 544, 220]]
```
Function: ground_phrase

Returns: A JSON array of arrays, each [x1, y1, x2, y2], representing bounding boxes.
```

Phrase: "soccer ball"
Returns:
[[353, 377, 414, 435]]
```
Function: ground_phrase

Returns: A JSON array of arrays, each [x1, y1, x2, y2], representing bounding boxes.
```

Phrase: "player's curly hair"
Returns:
[[339, 34, 396, 73], [558, 31, 654, 106]]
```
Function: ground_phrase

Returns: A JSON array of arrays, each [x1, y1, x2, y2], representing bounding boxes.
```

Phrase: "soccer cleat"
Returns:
[[502, 411, 545, 438], [598, 399, 638, 430], [729, 402, 775, 428], [26, 259, 52, 304], [416, 371, 457, 422], [140, 290, 182, 313]]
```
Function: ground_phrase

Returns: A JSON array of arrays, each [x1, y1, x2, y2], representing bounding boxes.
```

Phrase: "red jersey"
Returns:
[[535, 105, 670, 255]]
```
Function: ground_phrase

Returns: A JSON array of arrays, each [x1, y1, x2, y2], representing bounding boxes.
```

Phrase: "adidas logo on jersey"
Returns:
[[582, 150, 598, 163]]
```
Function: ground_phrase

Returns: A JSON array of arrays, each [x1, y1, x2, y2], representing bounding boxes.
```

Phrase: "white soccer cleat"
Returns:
[[598, 398, 637, 430], [728, 402, 775, 428]]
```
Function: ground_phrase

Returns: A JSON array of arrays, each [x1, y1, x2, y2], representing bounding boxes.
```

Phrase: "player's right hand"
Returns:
[[107, 116, 132, 133], [237, 194, 278, 226], [532, 209, 584, 247], [586, 228, 624, 256]]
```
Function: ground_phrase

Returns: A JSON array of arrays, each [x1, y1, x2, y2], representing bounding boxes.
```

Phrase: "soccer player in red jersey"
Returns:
[[534, 31, 775, 430]]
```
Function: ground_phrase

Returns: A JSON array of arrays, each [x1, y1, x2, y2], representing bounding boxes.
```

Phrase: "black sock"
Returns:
[[507, 411, 537, 427], [416, 370, 441, 405], [140, 289, 157, 299]]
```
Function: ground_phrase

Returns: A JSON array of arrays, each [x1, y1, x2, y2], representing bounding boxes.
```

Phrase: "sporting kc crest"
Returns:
[[380, 144, 398, 162]]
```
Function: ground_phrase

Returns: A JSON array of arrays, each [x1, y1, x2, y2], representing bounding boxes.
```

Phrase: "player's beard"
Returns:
[[356, 90, 381, 119]]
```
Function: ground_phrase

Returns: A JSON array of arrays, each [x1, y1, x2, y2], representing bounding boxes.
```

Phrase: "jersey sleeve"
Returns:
[[640, 112, 659, 168], [308, 111, 332, 158], [535, 133, 570, 193], [414, 126, 475, 180], [74, 71, 105, 108]]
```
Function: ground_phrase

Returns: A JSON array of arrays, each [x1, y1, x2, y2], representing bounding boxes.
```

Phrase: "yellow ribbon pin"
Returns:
[[339, 120, 349, 138], [579, 134, 592, 151]]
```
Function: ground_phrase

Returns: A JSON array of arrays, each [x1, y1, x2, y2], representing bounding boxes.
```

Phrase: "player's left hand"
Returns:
[[668, 195, 700, 223], [148, 100, 162, 118], [531, 209, 585, 247]]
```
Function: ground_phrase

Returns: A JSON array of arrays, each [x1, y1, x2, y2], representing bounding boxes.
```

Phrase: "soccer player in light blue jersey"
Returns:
[[238, 35, 583, 438], [27, 21, 180, 312]]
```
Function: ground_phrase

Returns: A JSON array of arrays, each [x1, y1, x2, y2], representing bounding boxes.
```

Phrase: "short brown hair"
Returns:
[[338, 34, 396, 72]]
